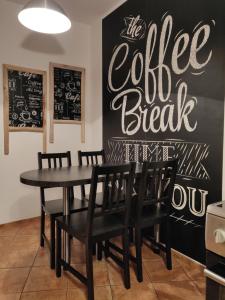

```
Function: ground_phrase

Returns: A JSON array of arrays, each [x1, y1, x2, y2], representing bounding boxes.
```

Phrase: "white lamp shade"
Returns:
[[18, 0, 71, 34]]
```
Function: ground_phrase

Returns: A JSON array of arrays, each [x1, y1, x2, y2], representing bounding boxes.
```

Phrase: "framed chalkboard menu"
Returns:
[[3, 65, 47, 155], [49, 63, 85, 143]]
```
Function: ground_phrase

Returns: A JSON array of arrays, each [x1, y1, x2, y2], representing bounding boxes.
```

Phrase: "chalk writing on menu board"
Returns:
[[53, 67, 82, 121], [8, 70, 43, 128]]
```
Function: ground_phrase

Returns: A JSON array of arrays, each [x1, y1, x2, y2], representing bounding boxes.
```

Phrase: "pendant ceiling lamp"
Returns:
[[18, 0, 71, 34]]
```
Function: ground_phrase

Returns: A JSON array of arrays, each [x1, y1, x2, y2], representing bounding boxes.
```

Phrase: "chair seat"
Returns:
[[82, 193, 103, 206], [56, 210, 125, 241], [132, 205, 169, 228], [43, 198, 88, 216], [86, 191, 126, 207], [141, 206, 168, 228]]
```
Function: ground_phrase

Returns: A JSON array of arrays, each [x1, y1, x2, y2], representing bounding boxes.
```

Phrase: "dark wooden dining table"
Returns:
[[20, 164, 143, 264]]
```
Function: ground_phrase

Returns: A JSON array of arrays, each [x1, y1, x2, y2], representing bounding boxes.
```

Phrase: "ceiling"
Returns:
[[6, 0, 127, 24]]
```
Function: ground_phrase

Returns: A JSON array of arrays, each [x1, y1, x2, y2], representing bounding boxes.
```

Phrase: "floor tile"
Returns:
[[33, 248, 49, 267], [24, 267, 67, 292], [194, 279, 206, 295], [0, 223, 19, 237], [15, 217, 50, 241], [0, 237, 13, 251], [107, 259, 150, 286], [17, 218, 41, 236], [21, 290, 66, 300], [12, 235, 39, 251], [66, 265, 85, 290], [0, 248, 37, 268], [0, 217, 206, 300], [0, 294, 21, 300], [0, 235, 39, 268], [110, 238, 161, 261], [129, 243, 181, 266], [153, 281, 204, 300], [176, 255, 205, 280], [0, 252, 11, 269], [183, 263, 205, 281], [111, 283, 158, 300], [93, 261, 110, 286], [0, 268, 30, 294], [67, 286, 112, 300], [70, 243, 99, 265], [67, 261, 109, 288], [71, 245, 86, 264], [143, 259, 189, 282], [0, 238, 19, 268], [130, 243, 163, 261]]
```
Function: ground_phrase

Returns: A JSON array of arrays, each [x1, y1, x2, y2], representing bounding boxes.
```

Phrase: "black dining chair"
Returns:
[[131, 160, 177, 282], [78, 150, 106, 205], [78, 150, 107, 258], [103, 160, 177, 282], [78, 149, 128, 259], [56, 162, 136, 300], [38, 151, 88, 269]]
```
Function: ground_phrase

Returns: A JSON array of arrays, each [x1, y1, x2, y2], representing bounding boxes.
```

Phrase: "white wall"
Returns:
[[88, 0, 127, 158], [2, 0, 224, 225], [0, 0, 95, 224], [89, 20, 103, 149]]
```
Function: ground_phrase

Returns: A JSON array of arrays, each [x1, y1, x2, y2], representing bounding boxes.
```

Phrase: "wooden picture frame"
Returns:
[[3, 64, 47, 155], [49, 62, 85, 143]]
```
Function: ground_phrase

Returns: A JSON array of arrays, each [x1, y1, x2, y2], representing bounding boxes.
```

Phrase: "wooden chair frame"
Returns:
[[56, 162, 136, 300]]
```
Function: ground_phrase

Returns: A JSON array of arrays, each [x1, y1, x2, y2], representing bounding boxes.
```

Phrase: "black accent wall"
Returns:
[[102, 0, 225, 263]]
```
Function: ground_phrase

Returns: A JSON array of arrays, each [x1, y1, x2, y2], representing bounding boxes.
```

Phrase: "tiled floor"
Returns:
[[0, 217, 206, 300]]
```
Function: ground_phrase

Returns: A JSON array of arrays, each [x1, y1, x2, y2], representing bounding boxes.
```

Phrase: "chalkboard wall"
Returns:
[[102, 0, 225, 263], [53, 67, 82, 121], [8, 69, 43, 128]]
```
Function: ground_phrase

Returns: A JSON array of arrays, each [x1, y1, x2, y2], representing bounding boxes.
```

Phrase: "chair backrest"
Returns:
[[78, 150, 106, 199], [38, 151, 72, 169], [78, 150, 106, 166], [136, 160, 178, 224], [38, 151, 73, 202], [86, 162, 136, 237]]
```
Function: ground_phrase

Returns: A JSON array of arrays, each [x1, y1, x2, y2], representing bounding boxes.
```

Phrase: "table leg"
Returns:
[[153, 202, 161, 254], [62, 187, 71, 264], [154, 185, 162, 253]]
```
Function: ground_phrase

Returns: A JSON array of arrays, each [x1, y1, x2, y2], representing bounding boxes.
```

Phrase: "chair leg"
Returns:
[[135, 227, 143, 282], [129, 228, 134, 243], [104, 240, 110, 259], [92, 244, 96, 256], [68, 235, 73, 265], [97, 242, 103, 261], [122, 231, 130, 289], [40, 207, 45, 247], [50, 216, 55, 269], [56, 224, 62, 277], [86, 243, 94, 300], [165, 218, 172, 270]]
